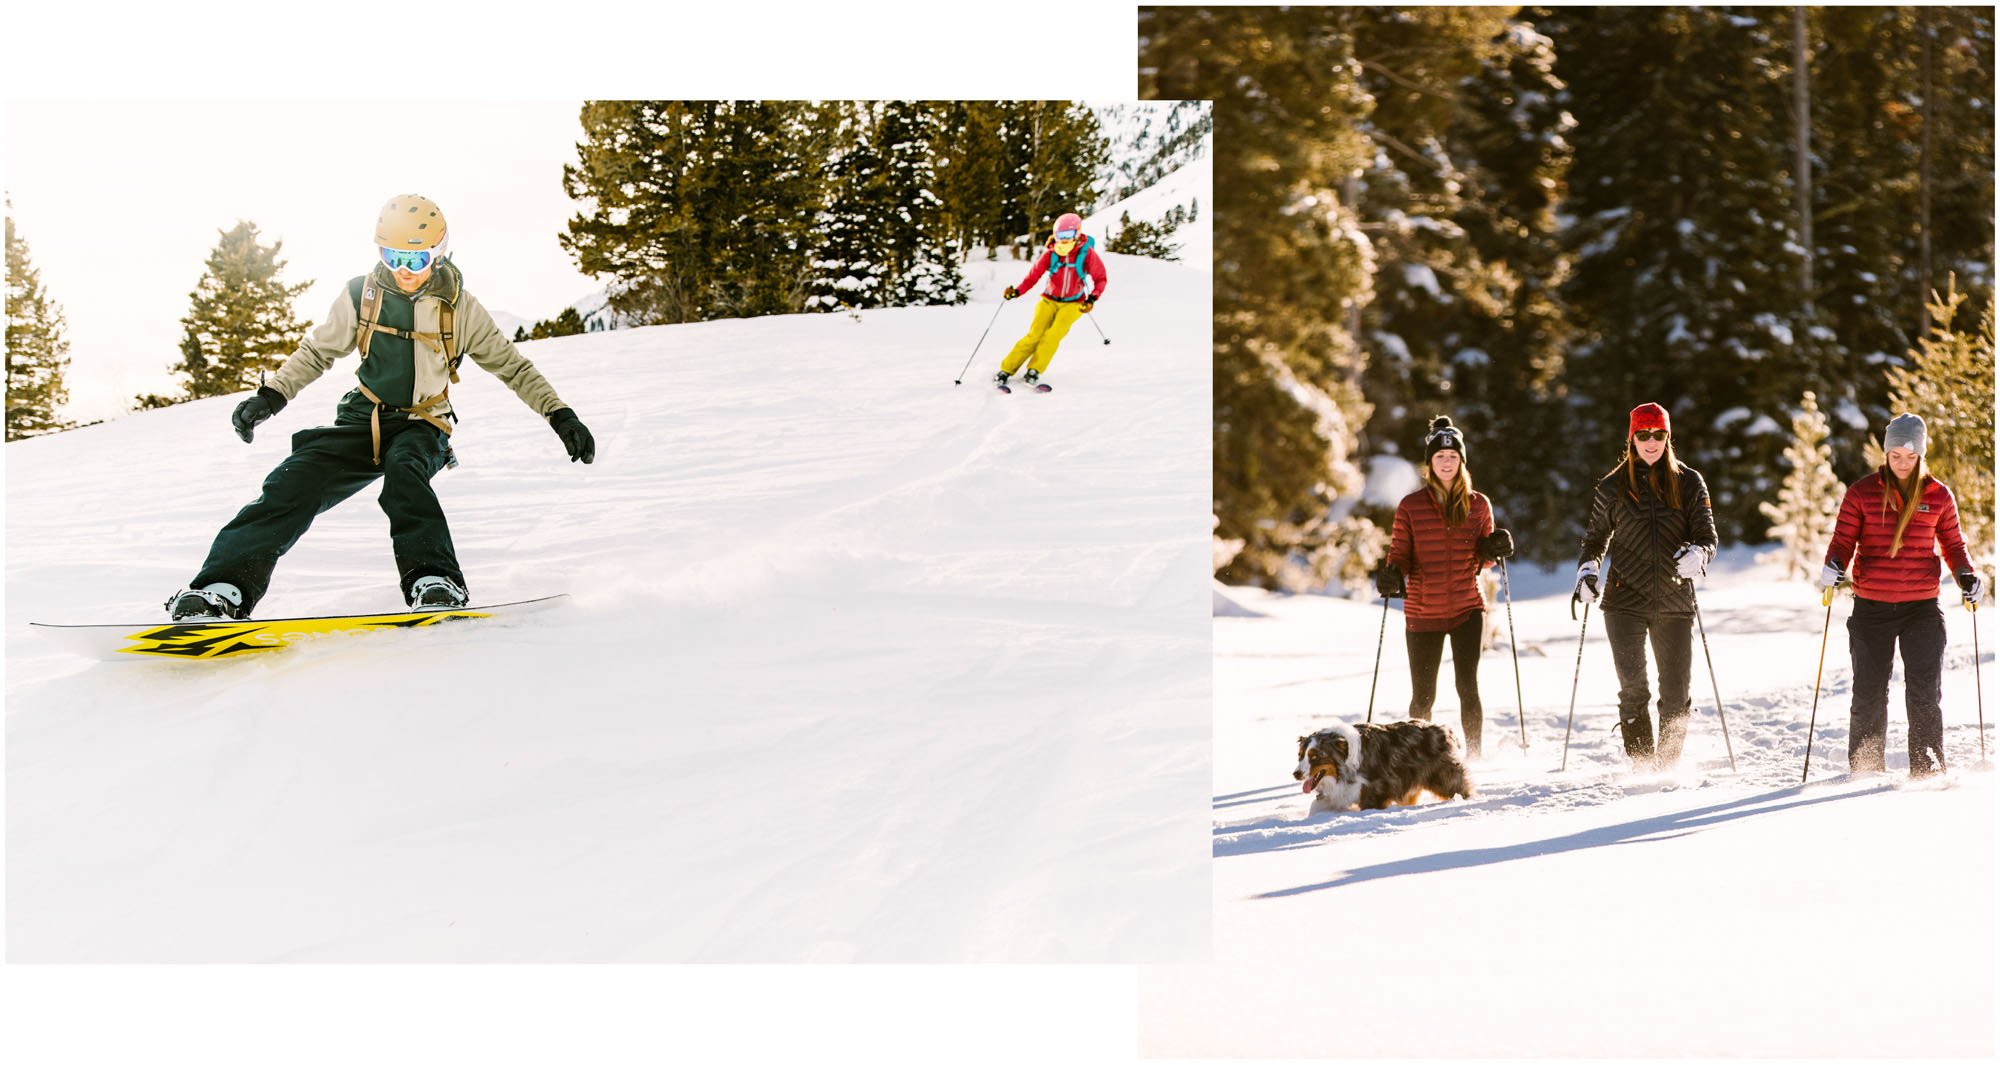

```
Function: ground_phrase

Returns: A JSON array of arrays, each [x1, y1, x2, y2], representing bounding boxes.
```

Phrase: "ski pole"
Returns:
[[1500, 559, 1527, 751], [1972, 600, 1987, 766], [1690, 586, 1737, 773], [1365, 595, 1390, 723], [1560, 600, 1591, 772], [952, 301, 1011, 385], [1084, 310, 1110, 345], [1801, 585, 1836, 784]]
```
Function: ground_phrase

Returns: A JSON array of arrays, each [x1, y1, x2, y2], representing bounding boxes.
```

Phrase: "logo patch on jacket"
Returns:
[[1918, 504, 1932, 513]]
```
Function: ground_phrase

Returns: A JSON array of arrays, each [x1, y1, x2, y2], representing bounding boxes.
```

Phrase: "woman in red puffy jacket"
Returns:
[[1816, 413, 1980, 777], [1377, 416, 1514, 758]]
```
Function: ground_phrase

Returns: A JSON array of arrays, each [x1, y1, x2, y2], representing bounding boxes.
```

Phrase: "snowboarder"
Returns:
[[994, 212, 1107, 392], [1815, 413, 1979, 778], [1375, 416, 1513, 758], [163, 194, 596, 621], [1572, 402, 1718, 771]]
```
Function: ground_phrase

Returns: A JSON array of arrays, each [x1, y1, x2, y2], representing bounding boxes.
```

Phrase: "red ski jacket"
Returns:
[[1825, 471, 1973, 603], [1016, 236, 1107, 304], [1388, 487, 1494, 632]]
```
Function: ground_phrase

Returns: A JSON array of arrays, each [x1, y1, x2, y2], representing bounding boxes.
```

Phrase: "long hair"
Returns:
[[1422, 458, 1475, 528], [1617, 438, 1685, 509], [1881, 457, 1930, 558]]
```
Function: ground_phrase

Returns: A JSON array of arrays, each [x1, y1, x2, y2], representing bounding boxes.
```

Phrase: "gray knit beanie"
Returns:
[[1883, 413, 1927, 455]]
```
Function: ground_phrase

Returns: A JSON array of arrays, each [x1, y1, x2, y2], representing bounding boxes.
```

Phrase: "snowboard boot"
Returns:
[[164, 583, 245, 621], [1023, 369, 1052, 392], [410, 575, 469, 611]]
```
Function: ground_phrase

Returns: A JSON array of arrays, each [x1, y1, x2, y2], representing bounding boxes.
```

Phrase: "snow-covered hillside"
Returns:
[[1151, 551, 1994, 1057], [6, 252, 1213, 963], [1088, 135, 1211, 270]]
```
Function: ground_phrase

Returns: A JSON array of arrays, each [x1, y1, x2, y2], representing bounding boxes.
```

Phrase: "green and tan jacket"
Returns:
[[266, 259, 566, 439]]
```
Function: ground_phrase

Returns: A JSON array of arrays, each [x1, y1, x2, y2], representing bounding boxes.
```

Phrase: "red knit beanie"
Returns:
[[1629, 403, 1670, 436]]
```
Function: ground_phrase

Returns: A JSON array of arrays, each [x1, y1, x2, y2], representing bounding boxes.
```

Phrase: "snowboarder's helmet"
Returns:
[[376, 194, 448, 251], [1051, 213, 1084, 241]]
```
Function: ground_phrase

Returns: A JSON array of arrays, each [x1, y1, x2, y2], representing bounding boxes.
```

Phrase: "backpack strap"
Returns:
[[352, 275, 448, 359], [356, 382, 453, 465]]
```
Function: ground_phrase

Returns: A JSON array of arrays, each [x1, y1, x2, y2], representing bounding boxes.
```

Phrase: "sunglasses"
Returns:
[[379, 246, 439, 272], [1632, 430, 1669, 442]]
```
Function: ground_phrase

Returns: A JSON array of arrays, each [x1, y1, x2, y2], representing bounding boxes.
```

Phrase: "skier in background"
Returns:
[[995, 211, 1108, 393], [1572, 402, 1718, 772], [1375, 415, 1513, 759], [163, 194, 596, 621], [1816, 412, 1980, 778]]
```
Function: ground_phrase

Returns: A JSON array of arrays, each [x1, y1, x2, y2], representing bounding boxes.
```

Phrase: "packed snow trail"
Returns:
[[1149, 552, 1994, 1058], [7, 254, 1214, 963]]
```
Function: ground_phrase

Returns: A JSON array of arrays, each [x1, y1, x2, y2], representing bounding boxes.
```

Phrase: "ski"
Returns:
[[30, 594, 569, 661]]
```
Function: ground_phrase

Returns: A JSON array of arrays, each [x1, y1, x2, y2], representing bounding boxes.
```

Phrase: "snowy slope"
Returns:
[[1147, 550, 1995, 1057], [5, 252, 1213, 963], [1087, 136, 1211, 270]]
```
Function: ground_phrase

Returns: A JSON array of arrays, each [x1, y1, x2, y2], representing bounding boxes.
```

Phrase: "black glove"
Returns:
[[1003, 286, 1019, 300], [1956, 570, 1984, 603], [231, 386, 287, 442], [549, 407, 595, 464], [1477, 529, 1514, 562], [1374, 563, 1406, 599], [1079, 299, 1095, 313]]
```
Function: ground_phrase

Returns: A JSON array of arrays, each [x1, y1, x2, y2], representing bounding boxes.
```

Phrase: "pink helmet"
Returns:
[[1052, 213, 1084, 240]]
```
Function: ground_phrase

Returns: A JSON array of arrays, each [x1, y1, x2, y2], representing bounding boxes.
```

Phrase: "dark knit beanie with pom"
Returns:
[[1423, 415, 1466, 464]]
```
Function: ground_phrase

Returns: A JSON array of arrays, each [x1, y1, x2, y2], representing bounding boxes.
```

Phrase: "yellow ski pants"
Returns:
[[1000, 298, 1085, 376]]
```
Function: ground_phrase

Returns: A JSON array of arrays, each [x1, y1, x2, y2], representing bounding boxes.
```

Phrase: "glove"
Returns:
[[1814, 562, 1845, 592], [1476, 529, 1514, 562], [549, 407, 595, 464], [1374, 563, 1406, 599], [1079, 300, 1095, 313], [230, 386, 287, 442], [1573, 560, 1600, 606], [1673, 543, 1708, 580], [1956, 570, 1984, 604], [1003, 286, 1019, 300]]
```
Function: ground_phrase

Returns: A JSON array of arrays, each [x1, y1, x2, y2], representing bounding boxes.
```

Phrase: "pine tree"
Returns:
[[876, 102, 966, 307], [1142, 7, 1380, 589], [1885, 278, 1995, 562], [1546, 7, 1815, 542], [1103, 209, 1184, 261], [5, 207, 73, 439], [1759, 391, 1843, 579], [167, 221, 309, 402]]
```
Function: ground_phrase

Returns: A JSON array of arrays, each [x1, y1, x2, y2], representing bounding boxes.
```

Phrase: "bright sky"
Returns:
[[6, 100, 595, 422]]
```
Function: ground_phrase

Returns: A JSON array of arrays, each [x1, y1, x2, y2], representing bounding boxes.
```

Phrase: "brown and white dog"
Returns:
[[1294, 720, 1474, 813]]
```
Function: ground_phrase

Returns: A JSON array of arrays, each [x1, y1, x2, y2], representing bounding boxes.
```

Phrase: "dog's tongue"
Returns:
[[1303, 770, 1325, 793]]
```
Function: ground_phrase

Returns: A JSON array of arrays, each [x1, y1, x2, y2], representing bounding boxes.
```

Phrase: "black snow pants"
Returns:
[[1407, 611, 1485, 758], [191, 420, 463, 614], [1602, 607, 1694, 769], [1846, 597, 1948, 776]]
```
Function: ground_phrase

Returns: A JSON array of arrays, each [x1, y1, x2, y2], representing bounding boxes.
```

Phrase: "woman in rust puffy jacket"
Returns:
[[1377, 416, 1513, 758], [1816, 413, 1980, 778]]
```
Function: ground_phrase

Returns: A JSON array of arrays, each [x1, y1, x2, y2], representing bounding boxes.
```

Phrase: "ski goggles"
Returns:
[[1631, 429, 1670, 442], [1052, 227, 1079, 241], [379, 246, 441, 272]]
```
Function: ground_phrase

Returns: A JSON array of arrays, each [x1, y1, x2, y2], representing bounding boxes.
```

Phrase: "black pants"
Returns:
[[1847, 597, 1948, 775], [191, 420, 463, 614], [1602, 608, 1693, 767], [1407, 612, 1484, 756]]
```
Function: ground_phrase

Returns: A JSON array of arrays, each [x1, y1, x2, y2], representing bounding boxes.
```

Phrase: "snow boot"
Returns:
[[164, 583, 245, 621], [410, 575, 469, 610]]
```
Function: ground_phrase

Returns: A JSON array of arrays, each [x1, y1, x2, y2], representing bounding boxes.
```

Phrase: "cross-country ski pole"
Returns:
[[1560, 600, 1591, 772], [1084, 311, 1110, 344], [952, 301, 1010, 385], [1689, 585, 1736, 772], [1500, 559, 1527, 751], [1973, 600, 1988, 766], [1365, 595, 1391, 723], [1801, 585, 1837, 783]]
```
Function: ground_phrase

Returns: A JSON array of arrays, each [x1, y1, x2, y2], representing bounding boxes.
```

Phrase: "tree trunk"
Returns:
[[1919, 9, 1935, 336], [1793, 6, 1813, 301]]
